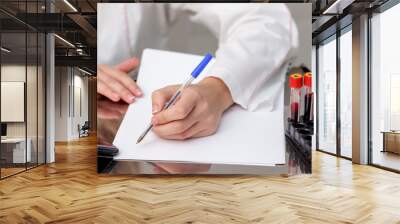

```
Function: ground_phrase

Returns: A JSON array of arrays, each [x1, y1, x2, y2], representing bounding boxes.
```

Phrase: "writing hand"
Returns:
[[151, 77, 233, 140]]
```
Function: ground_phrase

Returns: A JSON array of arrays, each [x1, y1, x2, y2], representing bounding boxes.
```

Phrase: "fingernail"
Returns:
[[136, 90, 143, 96], [128, 95, 135, 103]]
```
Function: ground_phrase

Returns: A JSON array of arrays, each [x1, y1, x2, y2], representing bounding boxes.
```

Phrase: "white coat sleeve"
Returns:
[[169, 4, 299, 111]]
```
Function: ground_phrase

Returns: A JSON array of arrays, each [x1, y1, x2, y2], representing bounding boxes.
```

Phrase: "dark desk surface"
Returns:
[[97, 98, 311, 175]]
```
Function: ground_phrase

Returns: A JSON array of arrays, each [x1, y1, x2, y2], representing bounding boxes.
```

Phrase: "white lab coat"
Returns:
[[98, 3, 298, 111]]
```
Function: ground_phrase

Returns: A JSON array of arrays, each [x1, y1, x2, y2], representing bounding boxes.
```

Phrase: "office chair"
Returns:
[[79, 121, 90, 138]]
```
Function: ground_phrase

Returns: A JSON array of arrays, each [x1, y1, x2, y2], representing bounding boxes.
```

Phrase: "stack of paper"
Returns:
[[113, 49, 285, 166]]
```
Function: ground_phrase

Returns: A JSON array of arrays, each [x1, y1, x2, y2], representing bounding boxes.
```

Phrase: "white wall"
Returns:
[[54, 67, 89, 141], [74, 74, 89, 122], [72, 73, 89, 138], [55, 67, 69, 141]]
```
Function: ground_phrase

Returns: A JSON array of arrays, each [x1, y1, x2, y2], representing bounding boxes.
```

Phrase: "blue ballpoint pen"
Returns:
[[136, 53, 213, 144]]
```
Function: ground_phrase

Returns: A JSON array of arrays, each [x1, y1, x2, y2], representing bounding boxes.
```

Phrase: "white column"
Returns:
[[352, 14, 369, 164], [46, 32, 55, 163]]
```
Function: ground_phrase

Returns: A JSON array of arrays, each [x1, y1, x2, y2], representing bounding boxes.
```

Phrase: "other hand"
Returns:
[[97, 58, 142, 103]]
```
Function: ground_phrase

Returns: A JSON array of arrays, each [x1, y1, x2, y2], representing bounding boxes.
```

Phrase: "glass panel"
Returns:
[[318, 37, 337, 154], [371, 3, 400, 171], [26, 0, 39, 169], [27, 31, 38, 169], [0, 1, 46, 178], [1, 31, 27, 177], [340, 29, 352, 158], [38, 32, 45, 165]]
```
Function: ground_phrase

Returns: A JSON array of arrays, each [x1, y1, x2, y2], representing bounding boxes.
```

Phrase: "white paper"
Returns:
[[113, 49, 285, 166]]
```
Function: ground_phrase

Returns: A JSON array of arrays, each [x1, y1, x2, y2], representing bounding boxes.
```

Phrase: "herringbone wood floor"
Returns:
[[1, 135, 400, 224]]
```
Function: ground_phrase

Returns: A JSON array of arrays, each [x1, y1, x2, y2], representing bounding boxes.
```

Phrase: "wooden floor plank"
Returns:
[[1, 135, 399, 223]]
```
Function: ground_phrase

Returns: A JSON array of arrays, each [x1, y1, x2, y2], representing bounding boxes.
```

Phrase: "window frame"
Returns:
[[367, 0, 400, 173], [315, 23, 353, 161]]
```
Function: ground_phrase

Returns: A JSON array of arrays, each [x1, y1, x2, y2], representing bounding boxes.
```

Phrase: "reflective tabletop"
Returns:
[[97, 98, 311, 175]]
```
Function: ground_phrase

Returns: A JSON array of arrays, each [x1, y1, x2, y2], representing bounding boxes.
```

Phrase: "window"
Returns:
[[339, 28, 352, 158], [312, 45, 317, 150], [317, 36, 337, 154], [370, 2, 400, 171]]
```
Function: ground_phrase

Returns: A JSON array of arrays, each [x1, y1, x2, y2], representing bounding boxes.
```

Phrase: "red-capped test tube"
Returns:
[[303, 72, 313, 123], [289, 73, 303, 123]]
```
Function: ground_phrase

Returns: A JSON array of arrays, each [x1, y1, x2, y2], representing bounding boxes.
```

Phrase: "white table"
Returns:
[[1, 138, 32, 163]]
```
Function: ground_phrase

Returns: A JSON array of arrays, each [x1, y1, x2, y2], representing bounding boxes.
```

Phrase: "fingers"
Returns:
[[150, 83, 224, 141], [97, 68, 136, 103], [115, 58, 140, 73], [152, 88, 198, 125], [97, 79, 120, 102], [182, 122, 209, 139], [152, 114, 197, 137], [158, 116, 219, 140], [151, 85, 179, 114], [97, 64, 142, 104], [192, 128, 216, 138], [190, 116, 221, 138], [96, 58, 142, 103], [99, 64, 142, 97], [160, 122, 205, 140]]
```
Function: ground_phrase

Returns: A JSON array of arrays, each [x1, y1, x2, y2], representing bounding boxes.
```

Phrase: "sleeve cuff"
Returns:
[[203, 65, 251, 110]]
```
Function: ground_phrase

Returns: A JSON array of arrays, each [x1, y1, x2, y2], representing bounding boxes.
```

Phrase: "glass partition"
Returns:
[[1, 30, 28, 177], [0, 1, 46, 179], [27, 31, 38, 169], [26, 0, 44, 169], [38, 32, 45, 165]]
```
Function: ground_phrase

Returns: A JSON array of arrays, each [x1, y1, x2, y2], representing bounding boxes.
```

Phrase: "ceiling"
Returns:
[[0, 0, 394, 72]]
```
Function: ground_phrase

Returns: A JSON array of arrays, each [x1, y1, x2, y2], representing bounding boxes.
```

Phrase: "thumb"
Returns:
[[115, 58, 139, 73], [151, 85, 179, 114]]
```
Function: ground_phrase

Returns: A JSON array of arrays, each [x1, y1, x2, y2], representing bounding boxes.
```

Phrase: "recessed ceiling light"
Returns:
[[78, 67, 93, 76], [1, 47, 11, 53], [54, 34, 75, 48], [323, 0, 354, 15], [63, 0, 78, 12]]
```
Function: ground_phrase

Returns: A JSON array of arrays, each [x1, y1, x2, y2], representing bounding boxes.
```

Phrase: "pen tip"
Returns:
[[136, 138, 142, 144]]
